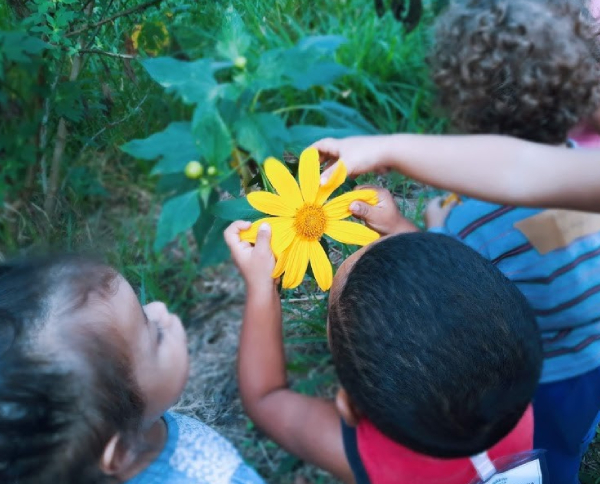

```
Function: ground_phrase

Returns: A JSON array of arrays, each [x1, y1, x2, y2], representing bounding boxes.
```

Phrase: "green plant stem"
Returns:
[[249, 89, 262, 112], [271, 104, 314, 115]]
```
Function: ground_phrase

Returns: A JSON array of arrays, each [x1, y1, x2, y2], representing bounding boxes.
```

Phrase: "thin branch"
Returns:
[[77, 48, 136, 59], [75, 94, 148, 161], [66, 0, 163, 38]]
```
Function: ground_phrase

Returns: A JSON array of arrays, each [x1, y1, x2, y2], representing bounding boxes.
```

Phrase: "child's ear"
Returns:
[[335, 388, 361, 427], [100, 433, 136, 477]]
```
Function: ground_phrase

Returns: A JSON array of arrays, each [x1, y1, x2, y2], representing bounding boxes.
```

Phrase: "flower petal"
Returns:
[[272, 243, 290, 278], [315, 161, 347, 206], [325, 220, 380, 246], [247, 191, 297, 217], [240, 217, 295, 255], [282, 239, 310, 289], [323, 189, 379, 221], [264, 157, 303, 209], [298, 147, 320, 204], [308, 241, 333, 291]]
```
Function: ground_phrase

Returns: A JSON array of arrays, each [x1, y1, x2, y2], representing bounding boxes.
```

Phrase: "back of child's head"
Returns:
[[328, 233, 542, 458], [430, 0, 600, 144], [0, 255, 144, 484]]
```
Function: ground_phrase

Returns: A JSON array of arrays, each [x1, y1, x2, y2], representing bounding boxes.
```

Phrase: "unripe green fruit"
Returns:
[[206, 165, 217, 176], [234, 56, 247, 69], [184, 161, 203, 179]]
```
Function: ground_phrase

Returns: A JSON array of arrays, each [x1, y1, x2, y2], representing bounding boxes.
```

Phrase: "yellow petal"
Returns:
[[264, 157, 303, 209], [240, 217, 295, 255], [323, 189, 379, 221], [247, 191, 297, 217], [325, 220, 380, 246], [272, 243, 290, 278], [298, 147, 320, 204], [315, 161, 347, 206], [308, 241, 333, 291], [282, 239, 310, 289]]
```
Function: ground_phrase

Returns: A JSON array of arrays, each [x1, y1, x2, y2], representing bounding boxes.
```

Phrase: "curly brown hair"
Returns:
[[430, 0, 600, 144]]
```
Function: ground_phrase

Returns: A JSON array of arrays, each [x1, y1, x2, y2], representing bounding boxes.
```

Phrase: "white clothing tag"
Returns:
[[484, 459, 543, 484], [470, 452, 496, 480]]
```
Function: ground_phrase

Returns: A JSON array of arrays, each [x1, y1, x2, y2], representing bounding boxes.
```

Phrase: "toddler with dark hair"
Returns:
[[0, 255, 264, 484], [225, 221, 543, 483]]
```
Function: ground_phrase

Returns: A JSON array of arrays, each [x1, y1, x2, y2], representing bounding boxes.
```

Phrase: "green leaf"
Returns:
[[287, 125, 364, 153], [253, 35, 348, 91], [219, 171, 241, 195], [315, 101, 378, 133], [234, 112, 289, 163], [154, 191, 201, 252], [199, 219, 231, 269], [141, 57, 219, 105], [0, 31, 49, 63], [289, 62, 348, 91], [192, 104, 232, 166], [193, 190, 219, 252], [121, 122, 200, 175], [211, 197, 262, 222], [216, 7, 251, 60], [296, 35, 346, 53]]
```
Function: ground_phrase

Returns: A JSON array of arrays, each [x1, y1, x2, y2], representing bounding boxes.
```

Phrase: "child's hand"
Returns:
[[312, 136, 389, 184], [224, 221, 276, 291], [425, 196, 456, 229], [350, 186, 419, 235]]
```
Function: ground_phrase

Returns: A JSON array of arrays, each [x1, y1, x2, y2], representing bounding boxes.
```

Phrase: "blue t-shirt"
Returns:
[[125, 412, 265, 484], [430, 199, 600, 384]]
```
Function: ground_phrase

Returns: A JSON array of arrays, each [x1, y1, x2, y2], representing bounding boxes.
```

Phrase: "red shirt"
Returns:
[[343, 406, 533, 484]]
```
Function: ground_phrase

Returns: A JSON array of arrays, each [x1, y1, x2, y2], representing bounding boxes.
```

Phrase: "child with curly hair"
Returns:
[[316, 0, 600, 481], [0, 255, 264, 484]]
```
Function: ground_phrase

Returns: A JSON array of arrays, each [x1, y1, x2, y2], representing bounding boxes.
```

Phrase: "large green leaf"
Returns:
[[216, 7, 251, 60], [0, 31, 49, 63], [192, 190, 219, 252], [313, 101, 378, 133], [141, 58, 220, 105], [199, 219, 231, 269], [121, 122, 200, 175], [154, 191, 201, 252], [253, 35, 348, 91], [211, 197, 262, 222], [234, 112, 289, 163], [192, 104, 233, 166], [288, 125, 365, 152]]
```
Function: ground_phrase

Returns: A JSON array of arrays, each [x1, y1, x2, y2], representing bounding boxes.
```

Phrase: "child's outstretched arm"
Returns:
[[224, 222, 354, 483], [314, 134, 600, 212]]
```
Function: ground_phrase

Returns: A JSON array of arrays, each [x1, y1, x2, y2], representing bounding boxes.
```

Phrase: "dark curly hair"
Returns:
[[430, 0, 600, 144]]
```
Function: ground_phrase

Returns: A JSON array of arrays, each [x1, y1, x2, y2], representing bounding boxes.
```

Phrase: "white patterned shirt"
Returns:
[[125, 413, 265, 484]]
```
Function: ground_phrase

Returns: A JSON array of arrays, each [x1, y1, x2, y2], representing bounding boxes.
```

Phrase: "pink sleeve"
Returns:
[[590, 0, 600, 18]]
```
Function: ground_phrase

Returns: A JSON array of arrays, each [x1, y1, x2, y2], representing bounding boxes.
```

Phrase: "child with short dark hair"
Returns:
[[0, 255, 264, 484], [225, 220, 543, 483]]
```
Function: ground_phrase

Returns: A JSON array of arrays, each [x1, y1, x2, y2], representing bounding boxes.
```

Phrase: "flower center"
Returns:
[[294, 204, 327, 241]]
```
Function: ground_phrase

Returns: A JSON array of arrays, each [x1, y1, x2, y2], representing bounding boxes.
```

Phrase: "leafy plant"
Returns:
[[122, 9, 378, 266]]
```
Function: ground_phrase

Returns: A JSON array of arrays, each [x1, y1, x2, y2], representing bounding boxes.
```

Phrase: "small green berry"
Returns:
[[233, 56, 247, 69], [200, 178, 209, 186], [206, 165, 217, 176], [184, 161, 203, 179]]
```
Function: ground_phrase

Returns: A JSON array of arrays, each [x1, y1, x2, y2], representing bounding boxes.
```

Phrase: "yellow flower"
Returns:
[[240, 147, 379, 291]]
